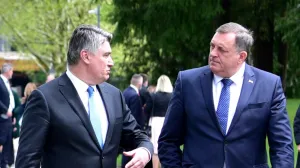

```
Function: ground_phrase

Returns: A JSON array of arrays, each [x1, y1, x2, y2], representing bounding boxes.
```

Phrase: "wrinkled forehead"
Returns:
[[211, 32, 236, 47]]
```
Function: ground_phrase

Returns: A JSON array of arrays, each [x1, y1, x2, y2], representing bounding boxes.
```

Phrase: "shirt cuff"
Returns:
[[139, 147, 152, 161]]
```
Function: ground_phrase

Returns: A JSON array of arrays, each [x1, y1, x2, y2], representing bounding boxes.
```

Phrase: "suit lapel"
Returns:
[[98, 84, 115, 150], [200, 68, 222, 132], [58, 73, 102, 151], [227, 64, 255, 135]]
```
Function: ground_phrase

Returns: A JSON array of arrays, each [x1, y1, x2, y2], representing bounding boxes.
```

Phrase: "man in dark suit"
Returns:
[[122, 74, 144, 167], [139, 73, 153, 168], [158, 22, 293, 168], [123, 74, 144, 126], [139, 74, 152, 126], [0, 63, 14, 168], [16, 25, 153, 168]]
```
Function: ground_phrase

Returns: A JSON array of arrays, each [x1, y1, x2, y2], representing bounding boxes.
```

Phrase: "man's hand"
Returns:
[[0, 111, 12, 119], [0, 145, 2, 153], [123, 148, 150, 168], [298, 144, 300, 151], [12, 117, 16, 125], [6, 111, 12, 117]]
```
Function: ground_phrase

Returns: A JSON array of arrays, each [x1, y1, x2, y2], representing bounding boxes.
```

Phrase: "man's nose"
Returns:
[[108, 57, 114, 67], [210, 48, 218, 57]]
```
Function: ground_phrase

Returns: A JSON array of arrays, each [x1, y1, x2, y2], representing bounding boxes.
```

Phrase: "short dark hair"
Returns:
[[67, 24, 113, 65], [140, 73, 148, 84]]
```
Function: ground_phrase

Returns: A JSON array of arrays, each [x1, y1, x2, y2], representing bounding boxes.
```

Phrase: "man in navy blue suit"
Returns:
[[122, 74, 145, 168], [0, 63, 14, 168], [158, 22, 293, 168]]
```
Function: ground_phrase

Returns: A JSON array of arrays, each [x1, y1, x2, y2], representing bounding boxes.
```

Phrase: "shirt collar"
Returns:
[[130, 84, 139, 94], [213, 62, 245, 85], [66, 69, 96, 94], [0, 74, 9, 83]]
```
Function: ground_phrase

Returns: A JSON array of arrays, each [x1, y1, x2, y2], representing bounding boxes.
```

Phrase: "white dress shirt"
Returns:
[[130, 84, 139, 95], [0, 74, 15, 112], [212, 62, 245, 134], [66, 70, 108, 142]]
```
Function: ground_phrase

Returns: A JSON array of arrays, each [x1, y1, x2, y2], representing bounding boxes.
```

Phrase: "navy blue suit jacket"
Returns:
[[0, 77, 11, 145], [0, 77, 9, 114], [123, 86, 144, 127], [16, 73, 153, 168], [158, 64, 293, 168]]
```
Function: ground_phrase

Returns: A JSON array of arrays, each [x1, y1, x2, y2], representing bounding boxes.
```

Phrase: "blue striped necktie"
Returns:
[[87, 86, 104, 148], [216, 79, 233, 135]]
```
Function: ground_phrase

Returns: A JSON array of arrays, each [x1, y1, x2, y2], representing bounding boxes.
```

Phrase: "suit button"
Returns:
[[102, 156, 105, 159], [224, 140, 228, 145]]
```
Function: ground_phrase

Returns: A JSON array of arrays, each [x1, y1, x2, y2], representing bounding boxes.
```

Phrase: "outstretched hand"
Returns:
[[123, 148, 150, 168]]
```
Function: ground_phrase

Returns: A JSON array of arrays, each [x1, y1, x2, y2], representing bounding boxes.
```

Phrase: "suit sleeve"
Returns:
[[0, 100, 8, 114], [16, 89, 50, 168], [158, 72, 185, 167], [294, 105, 300, 144], [120, 91, 154, 154], [267, 77, 294, 168], [129, 94, 144, 127]]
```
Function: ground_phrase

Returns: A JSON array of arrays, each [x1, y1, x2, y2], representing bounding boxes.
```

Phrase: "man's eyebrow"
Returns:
[[211, 41, 227, 49]]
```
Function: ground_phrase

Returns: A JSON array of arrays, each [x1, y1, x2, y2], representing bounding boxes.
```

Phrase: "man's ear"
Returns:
[[238, 51, 247, 64], [80, 50, 90, 64]]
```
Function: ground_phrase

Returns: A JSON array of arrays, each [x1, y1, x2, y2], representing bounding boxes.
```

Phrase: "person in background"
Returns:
[[16, 24, 153, 168], [158, 22, 293, 167], [0, 63, 15, 168], [147, 85, 156, 94], [14, 82, 37, 134], [6, 89, 21, 167], [121, 74, 145, 168], [294, 104, 300, 168], [146, 75, 173, 168], [139, 74, 152, 129]]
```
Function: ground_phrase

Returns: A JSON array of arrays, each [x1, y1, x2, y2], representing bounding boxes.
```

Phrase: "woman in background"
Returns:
[[14, 82, 37, 131], [147, 75, 173, 168]]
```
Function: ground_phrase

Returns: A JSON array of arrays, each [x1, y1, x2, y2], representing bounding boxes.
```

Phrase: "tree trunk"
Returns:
[[252, 0, 274, 73], [278, 39, 288, 91]]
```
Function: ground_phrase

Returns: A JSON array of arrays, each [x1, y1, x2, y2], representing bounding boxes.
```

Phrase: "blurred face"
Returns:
[[209, 32, 246, 78], [88, 41, 114, 84], [6, 68, 13, 79], [137, 78, 143, 89]]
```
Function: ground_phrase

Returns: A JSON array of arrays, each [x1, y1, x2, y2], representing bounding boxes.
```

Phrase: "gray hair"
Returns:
[[216, 22, 254, 55], [67, 25, 113, 65], [1, 63, 13, 74], [130, 74, 143, 85], [156, 75, 173, 93]]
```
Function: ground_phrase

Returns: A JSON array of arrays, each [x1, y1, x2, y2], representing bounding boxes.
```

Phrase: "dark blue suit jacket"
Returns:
[[0, 77, 12, 145], [16, 73, 153, 168], [123, 86, 144, 127], [0, 77, 9, 115], [158, 64, 294, 168]]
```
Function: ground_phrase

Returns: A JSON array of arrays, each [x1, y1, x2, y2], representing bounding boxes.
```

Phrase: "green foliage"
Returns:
[[0, 0, 124, 77], [275, 0, 300, 98], [111, 0, 300, 97], [111, 0, 223, 83]]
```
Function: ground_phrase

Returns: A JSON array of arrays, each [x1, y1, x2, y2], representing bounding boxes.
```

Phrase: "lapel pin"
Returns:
[[248, 79, 253, 83]]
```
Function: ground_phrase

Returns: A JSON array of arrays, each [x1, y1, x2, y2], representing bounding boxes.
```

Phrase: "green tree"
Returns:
[[112, 0, 300, 97], [275, 0, 300, 97], [0, 0, 123, 76], [111, 0, 223, 83]]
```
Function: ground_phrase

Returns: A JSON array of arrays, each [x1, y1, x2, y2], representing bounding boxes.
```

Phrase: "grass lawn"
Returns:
[[116, 99, 300, 167]]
